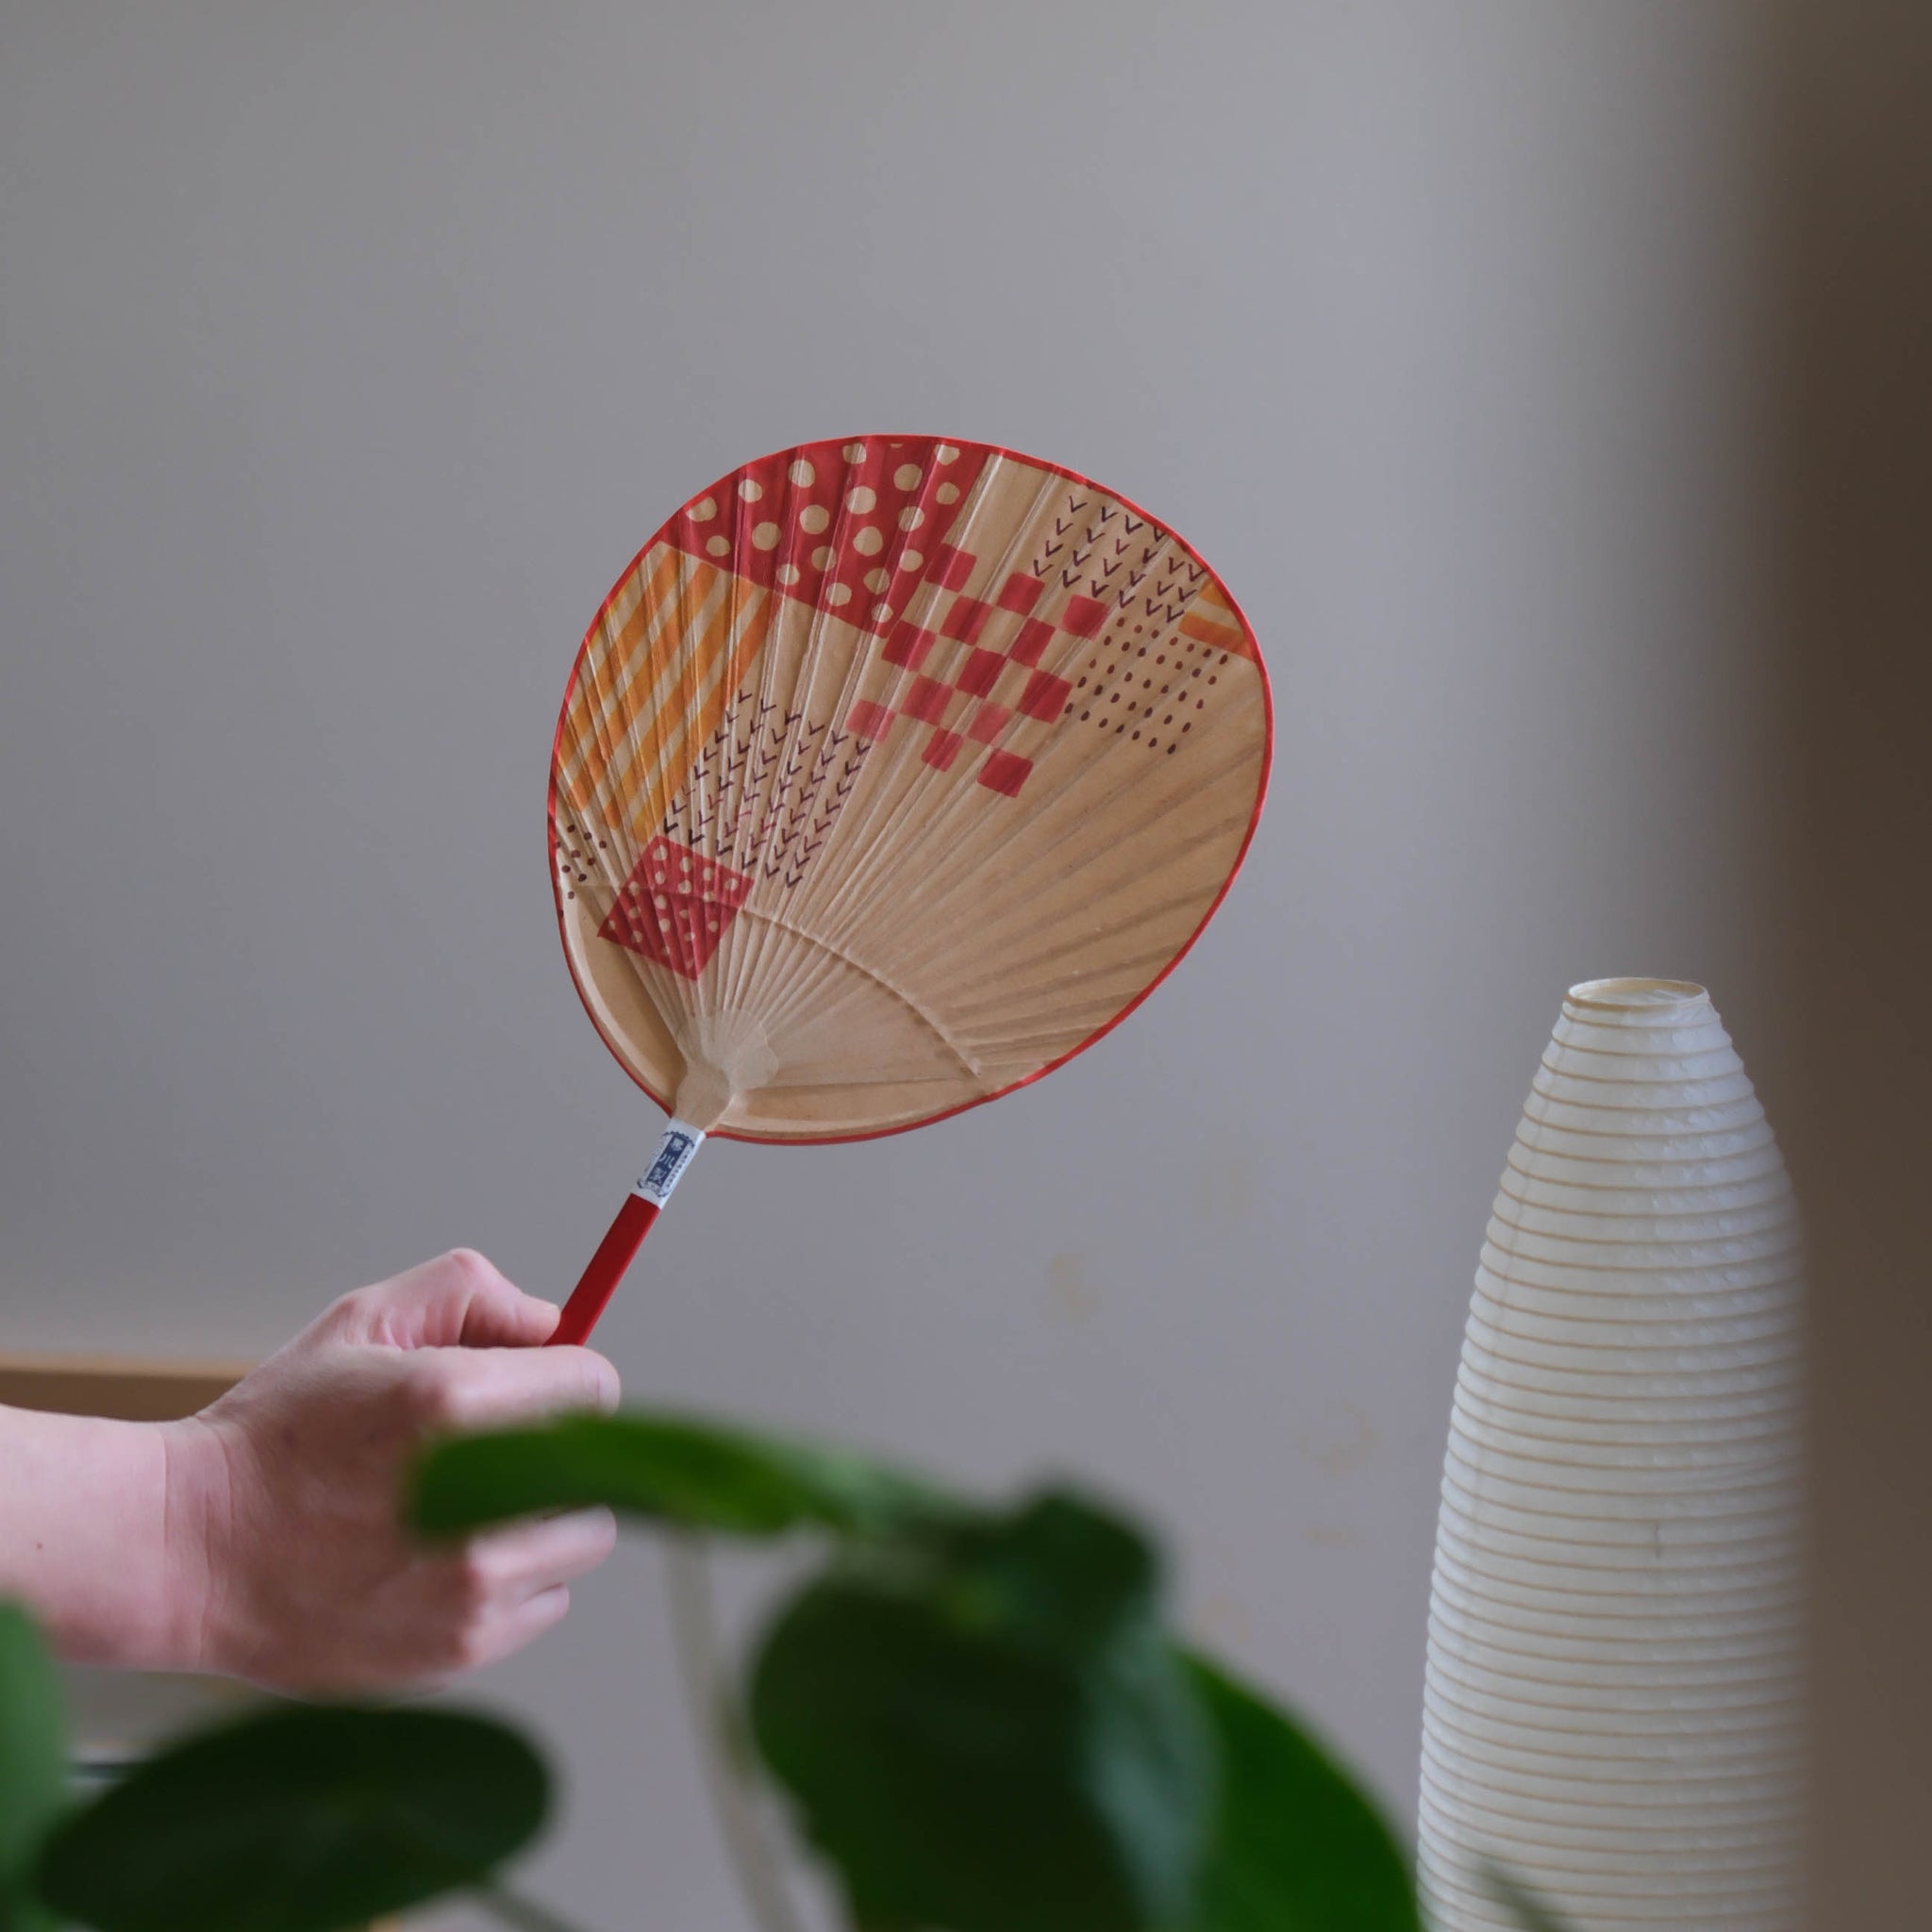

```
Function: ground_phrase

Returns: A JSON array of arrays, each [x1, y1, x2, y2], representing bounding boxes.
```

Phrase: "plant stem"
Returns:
[[662, 1533, 811, 1932], [472, 1877, 601, 1932]]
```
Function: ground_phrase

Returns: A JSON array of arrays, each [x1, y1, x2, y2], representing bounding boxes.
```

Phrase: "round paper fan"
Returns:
[[548, 435, 1270, 1341]]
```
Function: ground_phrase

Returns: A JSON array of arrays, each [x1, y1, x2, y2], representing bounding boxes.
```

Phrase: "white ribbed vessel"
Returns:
[[1417, 979, 1803, 1931]]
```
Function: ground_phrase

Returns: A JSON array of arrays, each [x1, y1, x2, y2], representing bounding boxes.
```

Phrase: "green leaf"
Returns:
[[0, 1604, 67, 1932], [35, 1704, 546, 1932], [936, 1491, 1159, 1657], [748, 1490, 1214, 1932], [411, 1410, 969, 1542], [1182, 1652, 1421, 1932], [1480, 1860, 1580, 1932]]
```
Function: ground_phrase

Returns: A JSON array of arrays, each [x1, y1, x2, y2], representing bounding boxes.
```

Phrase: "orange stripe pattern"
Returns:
[[556, 547, 773, 840], [1177, 580, 1254, 659]]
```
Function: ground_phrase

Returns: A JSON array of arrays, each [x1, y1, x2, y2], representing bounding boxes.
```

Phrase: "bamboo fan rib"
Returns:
[[1417, 979, 1804, 1932], [550, 437, 1271, 1140]]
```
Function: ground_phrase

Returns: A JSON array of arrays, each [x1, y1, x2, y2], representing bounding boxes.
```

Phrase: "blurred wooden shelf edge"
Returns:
[[0, 1354, 404, 1930], [0, 1351, 250, 1422]]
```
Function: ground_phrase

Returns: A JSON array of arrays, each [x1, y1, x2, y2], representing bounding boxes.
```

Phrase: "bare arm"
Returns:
[[0, 1250, 620, 1690], [0, 1403, 186, 1669]]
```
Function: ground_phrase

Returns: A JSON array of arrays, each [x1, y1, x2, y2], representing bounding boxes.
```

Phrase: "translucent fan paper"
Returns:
[[550, 437, 1271, 1140]]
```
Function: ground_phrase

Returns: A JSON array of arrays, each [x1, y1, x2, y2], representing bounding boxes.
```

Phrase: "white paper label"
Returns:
[[634, 1120, 705, 1208]]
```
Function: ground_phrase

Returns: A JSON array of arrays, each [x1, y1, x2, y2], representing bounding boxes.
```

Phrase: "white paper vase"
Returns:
[[1417, 979, 1803, 1931]]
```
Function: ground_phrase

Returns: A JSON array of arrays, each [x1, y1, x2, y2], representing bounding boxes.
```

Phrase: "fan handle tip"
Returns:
[[547, 1122, 706, 1346]]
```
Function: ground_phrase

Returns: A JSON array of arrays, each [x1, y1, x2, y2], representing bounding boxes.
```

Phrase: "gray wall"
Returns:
[[1, 5, 1787, 1925]]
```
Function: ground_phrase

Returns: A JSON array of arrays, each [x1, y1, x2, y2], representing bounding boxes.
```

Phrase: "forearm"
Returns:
[[0, 1403, 205, 1669]]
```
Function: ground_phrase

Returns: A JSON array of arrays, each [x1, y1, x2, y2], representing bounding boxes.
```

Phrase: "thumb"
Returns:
[[352, 1250, 560, 1349]]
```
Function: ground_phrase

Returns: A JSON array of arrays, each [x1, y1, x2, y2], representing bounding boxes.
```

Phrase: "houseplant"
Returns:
[[0, 1407, 1559, 1932]]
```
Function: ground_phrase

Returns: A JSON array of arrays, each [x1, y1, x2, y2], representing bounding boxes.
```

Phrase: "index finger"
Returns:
[[415, 1343, 620, 1432]]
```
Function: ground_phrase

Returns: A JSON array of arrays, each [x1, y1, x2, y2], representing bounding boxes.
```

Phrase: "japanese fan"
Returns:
[[548, 436, 1271, 1342]]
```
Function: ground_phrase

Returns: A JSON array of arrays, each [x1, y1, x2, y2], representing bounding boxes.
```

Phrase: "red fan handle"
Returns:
[[548, 1122, 705, 1346]]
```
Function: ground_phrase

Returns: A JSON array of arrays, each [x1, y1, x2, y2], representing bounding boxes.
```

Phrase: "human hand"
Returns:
[[161, 1250, 620, 1691]]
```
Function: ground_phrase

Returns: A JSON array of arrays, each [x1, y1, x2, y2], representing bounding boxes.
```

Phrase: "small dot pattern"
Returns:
[[665, 437, 990, 629]]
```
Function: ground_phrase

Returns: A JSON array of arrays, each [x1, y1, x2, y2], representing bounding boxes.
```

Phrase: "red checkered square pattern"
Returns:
[[598, 837, 751, 980], [956, 648, 1004, 697], [901, 675, 955, 725], [1008, 619, 1054, 667], [979, 750, 1032, 797], [884, 620, 937, 671], [851, 550, 1109, 800], [941, 596, 993, 643], [1062, 594, 1108, 638], [1018, 670, 1074, 722]]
